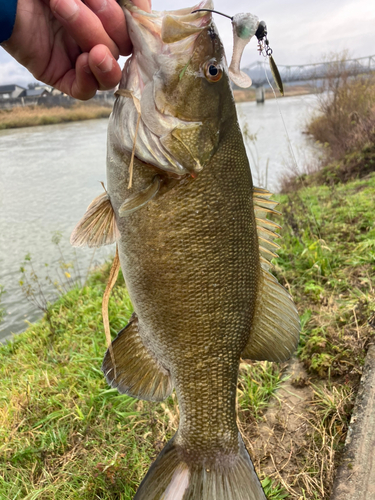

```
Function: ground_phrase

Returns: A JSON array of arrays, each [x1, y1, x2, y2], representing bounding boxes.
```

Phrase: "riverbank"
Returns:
[[1, 169, 374, 499], [233, 83, 315, 103], [0, 84, 315, 130], [0, 104, 112, 130]]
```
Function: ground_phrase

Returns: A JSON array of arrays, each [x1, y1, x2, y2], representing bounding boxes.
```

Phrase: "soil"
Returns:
[[241, 358, 315, 498]]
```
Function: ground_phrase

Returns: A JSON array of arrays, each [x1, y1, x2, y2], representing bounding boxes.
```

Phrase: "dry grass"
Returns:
[[280, 54, 375, 192], [0, 104, 112, 129]]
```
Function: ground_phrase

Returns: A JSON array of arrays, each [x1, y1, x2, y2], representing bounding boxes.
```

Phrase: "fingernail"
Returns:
[[96, 53, 113, 73], [89, 0, 107, 13], [53, 0, 79, 20], [83, 64, 92, 75]]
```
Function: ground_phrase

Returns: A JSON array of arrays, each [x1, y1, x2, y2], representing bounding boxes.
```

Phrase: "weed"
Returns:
[[261, 477, 289, 499], [238, 362, 284, 420], [242, 122, 269, 189]]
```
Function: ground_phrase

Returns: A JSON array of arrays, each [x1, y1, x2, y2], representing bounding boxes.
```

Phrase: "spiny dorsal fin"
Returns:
[[70, 186, 119, 248], [241, 186, 300, 361], [253, 186, 281, 271]]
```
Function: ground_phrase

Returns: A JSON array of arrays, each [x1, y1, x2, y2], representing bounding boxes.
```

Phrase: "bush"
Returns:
[[306, 53, 375, 159]]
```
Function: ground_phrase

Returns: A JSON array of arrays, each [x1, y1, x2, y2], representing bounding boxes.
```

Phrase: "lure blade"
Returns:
[[269, 55, 284, 96]]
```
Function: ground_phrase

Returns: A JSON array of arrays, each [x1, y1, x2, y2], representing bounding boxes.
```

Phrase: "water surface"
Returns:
[[0, 94, 319, 341]]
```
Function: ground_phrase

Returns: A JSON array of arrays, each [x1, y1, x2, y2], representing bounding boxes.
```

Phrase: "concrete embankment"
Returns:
[[331, 345, 375, 500]]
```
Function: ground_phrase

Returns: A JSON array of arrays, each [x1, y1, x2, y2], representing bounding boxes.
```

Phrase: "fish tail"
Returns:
[[134, 433, 266, 500]]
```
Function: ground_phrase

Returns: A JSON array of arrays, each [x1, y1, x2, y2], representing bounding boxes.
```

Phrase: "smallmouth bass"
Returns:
[[71, 1, 300, 498]]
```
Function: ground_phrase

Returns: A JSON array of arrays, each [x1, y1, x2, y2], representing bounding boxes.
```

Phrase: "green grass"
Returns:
[[1, 174, 374, 499], [0, 265, 286, 499], [276, 174, 375, 379]]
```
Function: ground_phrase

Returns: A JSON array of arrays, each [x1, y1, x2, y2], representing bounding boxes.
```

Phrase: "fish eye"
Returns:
[[204, 61, 223, 82]]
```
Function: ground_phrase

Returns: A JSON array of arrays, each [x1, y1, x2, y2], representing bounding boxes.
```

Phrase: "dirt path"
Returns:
[[243, 358, 316, 498]]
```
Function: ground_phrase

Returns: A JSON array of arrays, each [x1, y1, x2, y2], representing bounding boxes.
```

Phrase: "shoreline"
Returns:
[[0, 85, 315, 130], [0, 103, 112, 130], [1, 172, 374, 499]]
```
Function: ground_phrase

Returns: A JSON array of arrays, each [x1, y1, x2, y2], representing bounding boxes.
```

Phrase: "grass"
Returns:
[[266, 174, 375, 498], [277, 176, 375, 380], [1, 60, 374, 497], [2, 174, 373, 498], [0, 262, 287, 499], [0, 104, 112, 130]]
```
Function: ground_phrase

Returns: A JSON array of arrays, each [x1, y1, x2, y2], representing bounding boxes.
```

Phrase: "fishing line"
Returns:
[[262, 60, 300, 176]]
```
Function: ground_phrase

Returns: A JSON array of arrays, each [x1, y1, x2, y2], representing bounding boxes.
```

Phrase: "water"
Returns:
[[0, 94, 319, 342], [237, 94, 321, 191], [0, 120, 114, 342]]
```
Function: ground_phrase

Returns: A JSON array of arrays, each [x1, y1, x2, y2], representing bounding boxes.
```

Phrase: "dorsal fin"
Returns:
[[241, 186, 300, 361], [70, 187, 119, 248], [253, 186, 281, 271]]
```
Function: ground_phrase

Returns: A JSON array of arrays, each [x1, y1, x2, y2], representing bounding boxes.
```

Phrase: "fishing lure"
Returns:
[[255, 20, 284, 95], [192, 8, 284, 94]]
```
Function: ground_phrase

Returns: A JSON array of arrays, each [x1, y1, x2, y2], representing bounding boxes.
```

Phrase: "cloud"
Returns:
[[0, 50, 37, 87], [1, 0, 374, 86]]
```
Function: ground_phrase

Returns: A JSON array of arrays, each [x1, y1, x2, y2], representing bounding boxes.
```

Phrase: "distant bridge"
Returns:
[[243, 54, 375, 87]]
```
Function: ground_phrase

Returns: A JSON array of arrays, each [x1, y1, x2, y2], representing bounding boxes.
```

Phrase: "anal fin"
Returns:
[[102, 313, 173, 402]]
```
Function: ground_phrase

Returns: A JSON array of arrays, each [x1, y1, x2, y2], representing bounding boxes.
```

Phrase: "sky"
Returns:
[[1, 0, 375, 88]]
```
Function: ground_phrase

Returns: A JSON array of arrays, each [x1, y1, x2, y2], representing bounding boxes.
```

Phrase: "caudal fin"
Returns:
[[134, 434, 266, 500]]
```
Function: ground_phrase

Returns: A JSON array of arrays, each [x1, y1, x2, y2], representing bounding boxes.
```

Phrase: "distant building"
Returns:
[[0, 84, 26, 99], [19, 88, 50, 98]]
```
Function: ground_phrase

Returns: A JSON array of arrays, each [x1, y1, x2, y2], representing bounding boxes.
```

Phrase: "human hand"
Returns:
[[1, 0, 151, 100]]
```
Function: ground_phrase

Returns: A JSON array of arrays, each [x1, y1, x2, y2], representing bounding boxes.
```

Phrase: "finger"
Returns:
[[55, 52, 100, 100], [88, 44, 123, 91], [71, 52, 100, 100], [51, 0, 120, 58], [84, 0, 131, 56]]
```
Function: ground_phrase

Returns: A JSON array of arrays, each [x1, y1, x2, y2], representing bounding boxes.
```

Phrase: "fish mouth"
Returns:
[[122, 0, 214, 93], [111, 1, 218, 176]]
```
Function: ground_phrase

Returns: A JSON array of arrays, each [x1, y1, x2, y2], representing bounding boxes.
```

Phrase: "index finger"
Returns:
[[84, 0, 151, 56], [51, 0, 120, 58]]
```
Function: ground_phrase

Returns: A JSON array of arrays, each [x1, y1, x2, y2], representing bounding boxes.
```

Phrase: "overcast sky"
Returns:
[[1, 0, 375, 87]]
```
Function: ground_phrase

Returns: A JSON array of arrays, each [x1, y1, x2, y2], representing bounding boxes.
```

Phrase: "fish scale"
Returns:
[[71, 2, 299, 498], [109, 118, 259, 460]]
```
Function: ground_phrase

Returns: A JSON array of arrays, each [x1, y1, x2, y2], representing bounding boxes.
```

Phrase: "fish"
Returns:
[[71, 1, 300, 499]]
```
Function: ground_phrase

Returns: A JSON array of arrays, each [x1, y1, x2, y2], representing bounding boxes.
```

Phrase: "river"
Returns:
[[0, 94, 320, 342]]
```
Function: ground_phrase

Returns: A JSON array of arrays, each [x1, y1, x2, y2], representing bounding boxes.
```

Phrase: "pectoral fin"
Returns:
[[102, 313, 173, 402], [119, 175, 161, 217], [241, 186, 300, 361], [70, 189, 119, 247]]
